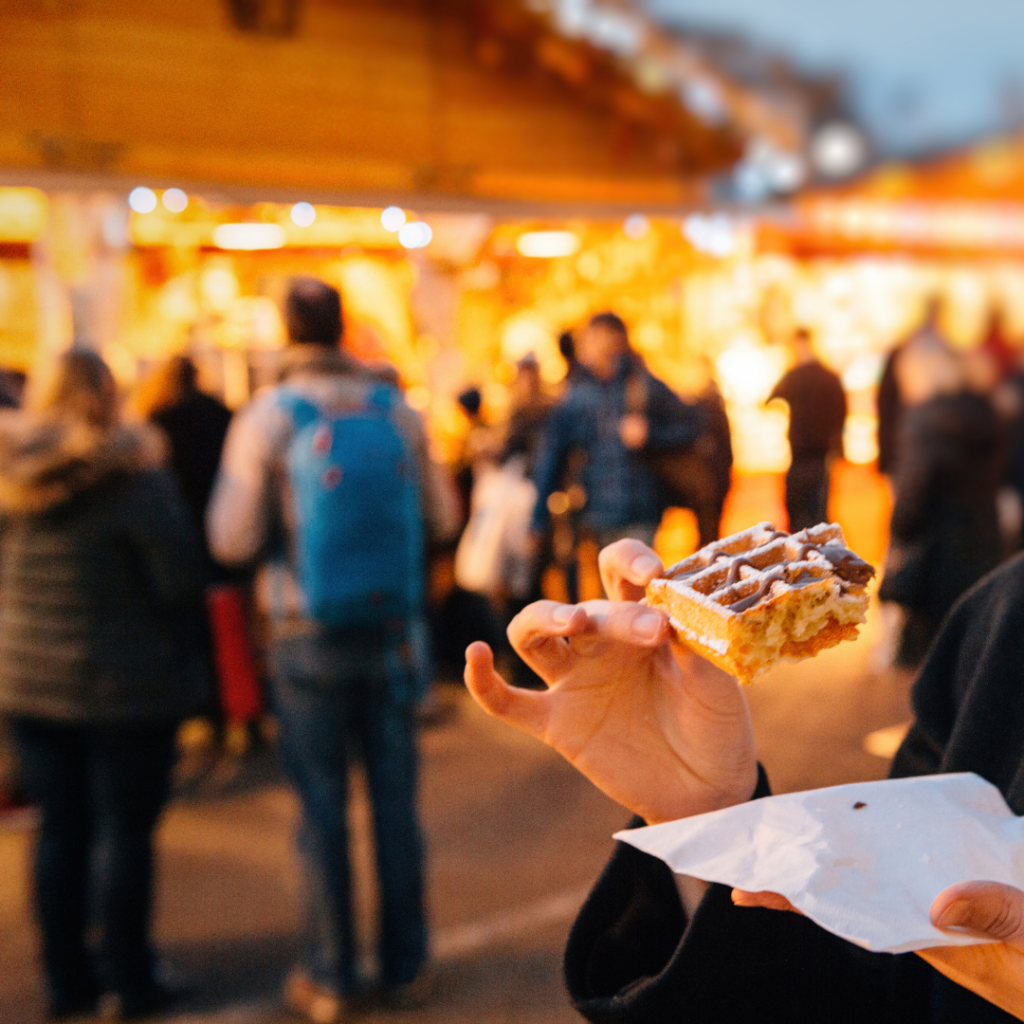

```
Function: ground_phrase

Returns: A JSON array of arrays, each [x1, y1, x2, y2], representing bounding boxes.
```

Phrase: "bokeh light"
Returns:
[[624, 214, 650, 239], [381, 206, 407, 232], [516, 231, 580, 258], [398, 221, 432, 249], [161, 188, 188, 213], [212, 223, 286, 250], [128, 187, 157, 214], [291, 202, 316, 227]]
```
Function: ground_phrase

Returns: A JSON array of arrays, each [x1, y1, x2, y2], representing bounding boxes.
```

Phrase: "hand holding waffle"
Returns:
[[464, 538, 759, 826]]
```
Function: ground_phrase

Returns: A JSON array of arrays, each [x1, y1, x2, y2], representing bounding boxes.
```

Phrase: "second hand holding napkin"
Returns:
[[616, 773, 1024, 953]]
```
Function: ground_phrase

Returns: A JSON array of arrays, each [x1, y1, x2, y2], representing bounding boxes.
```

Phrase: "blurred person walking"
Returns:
[[695, 372, 733, 542], [136, 356, 232, 577], [531, 312, 703, 553], [653, 359, 733, 548], [208, 278, 447, 1020], [768, 328, 847, 531], [0, 368, 25, 409], [879, 352, 1003, 667], [0, 373, 25, 819], [877, 299, 948, 477], [0, 351, 205, 1019], [500, 353, 552, 472], [131, 357, 263, 750]]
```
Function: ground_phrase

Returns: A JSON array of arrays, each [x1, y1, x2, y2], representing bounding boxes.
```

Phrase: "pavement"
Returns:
[[0, 608, 912, 1024], [0, 684, 629, 1024]]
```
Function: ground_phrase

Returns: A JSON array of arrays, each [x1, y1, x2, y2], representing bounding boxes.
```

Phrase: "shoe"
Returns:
[[379, 967, 433, 1011], [283, 968, 348, 1024], [47, 992, 99, 1021], [104, 980, 184, 1020]]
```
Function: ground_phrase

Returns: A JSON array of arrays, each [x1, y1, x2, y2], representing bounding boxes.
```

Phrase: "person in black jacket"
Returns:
[[0, 351, 204, 1020], [465, 538, 1024, 1022], [145, 356, 233, 580], [768, 329, 847, 531], [530, 312, 703, 551], [880, 387, 1002, 667]]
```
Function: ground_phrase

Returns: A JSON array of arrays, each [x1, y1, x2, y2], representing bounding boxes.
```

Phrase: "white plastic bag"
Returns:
[[454, 458, 537, 598]]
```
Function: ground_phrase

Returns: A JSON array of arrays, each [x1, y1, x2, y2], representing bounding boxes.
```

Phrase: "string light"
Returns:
[[291, 202, 316, 227], [516, 231, 580, 258], [161, 188, 188, 213], [212, 223, 286, 250], [128, 187, 157, 214], [381, 206, 407, 232], [624, 214, 650, 239], [398, 221, 432, 249]]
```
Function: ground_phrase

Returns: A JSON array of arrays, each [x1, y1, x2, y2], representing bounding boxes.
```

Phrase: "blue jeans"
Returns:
[[269, 632, 427, 994], [11, 718, 176, 1012]]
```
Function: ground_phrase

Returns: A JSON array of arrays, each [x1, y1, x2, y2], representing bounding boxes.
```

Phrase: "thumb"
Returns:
[[464, 641, 549, 739], [931, 881, 1024, 943]]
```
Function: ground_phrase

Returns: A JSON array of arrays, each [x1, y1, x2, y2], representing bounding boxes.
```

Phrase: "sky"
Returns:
[[643, 0, 1024, 154]]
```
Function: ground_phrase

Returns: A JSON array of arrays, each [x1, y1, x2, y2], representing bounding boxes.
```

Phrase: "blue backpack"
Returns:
[[275, 384, 424, 630]]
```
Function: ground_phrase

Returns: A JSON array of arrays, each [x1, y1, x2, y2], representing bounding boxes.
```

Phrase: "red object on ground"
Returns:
[[206, 585, 264, 724]]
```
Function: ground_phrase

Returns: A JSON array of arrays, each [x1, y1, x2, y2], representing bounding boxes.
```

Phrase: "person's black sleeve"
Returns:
[[892, 552, 1024, 792], [768, 370, 794, 406], [530, 402, 573, 534], [644, 376, 704, 450], [829, 373, 848, 455], [125, 468, 205, 610], [566, 764, 937, 1024], [889, 404, 941, 543]]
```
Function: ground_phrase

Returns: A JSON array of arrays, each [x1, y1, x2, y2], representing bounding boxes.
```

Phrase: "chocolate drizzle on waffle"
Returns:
[[662, 522, 875, 615]]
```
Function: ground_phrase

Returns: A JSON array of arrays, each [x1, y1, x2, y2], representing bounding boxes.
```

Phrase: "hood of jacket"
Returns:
[[277, 344, 361, 382], [0, 412, 166, 514], [277, 344, 401, 387]]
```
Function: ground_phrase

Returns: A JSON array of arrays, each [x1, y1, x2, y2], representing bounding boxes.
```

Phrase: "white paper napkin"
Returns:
[[616, 773, 1024, 953]]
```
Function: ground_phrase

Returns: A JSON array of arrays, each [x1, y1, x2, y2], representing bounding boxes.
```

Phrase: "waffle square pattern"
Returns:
[[645, 522, 875, 684]]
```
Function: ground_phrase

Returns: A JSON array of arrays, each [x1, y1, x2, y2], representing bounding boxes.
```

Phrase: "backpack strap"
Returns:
[[274, 389, 322, 432], [364, 382, 396, 417], [276, 383, 398, 428]]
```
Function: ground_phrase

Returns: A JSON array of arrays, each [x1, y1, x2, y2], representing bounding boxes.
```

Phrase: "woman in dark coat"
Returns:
[[0, 352, 204, 1019], [880, 388, 1002, 666]]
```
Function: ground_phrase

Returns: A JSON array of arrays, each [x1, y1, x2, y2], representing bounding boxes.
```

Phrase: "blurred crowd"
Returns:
[[1, 273, 1024, 1021], [877, 301, 1024, 668]]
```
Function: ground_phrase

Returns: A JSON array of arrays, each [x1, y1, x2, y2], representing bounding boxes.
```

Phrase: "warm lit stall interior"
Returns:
[[2, 139, 1024, 570]]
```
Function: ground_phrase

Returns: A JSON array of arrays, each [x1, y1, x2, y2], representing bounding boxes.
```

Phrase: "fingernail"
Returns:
[[634, 611, 663, 639], [935, 899, 970, 930], [631, 554, 661, 579], [552, 605, 576, 625]]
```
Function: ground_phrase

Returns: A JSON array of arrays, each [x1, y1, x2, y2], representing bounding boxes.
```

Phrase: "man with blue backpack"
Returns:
[[207, 277, 450, 1021]]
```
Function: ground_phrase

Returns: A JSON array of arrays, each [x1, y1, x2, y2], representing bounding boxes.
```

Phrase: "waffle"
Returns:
[[645, 522, 875, 683]]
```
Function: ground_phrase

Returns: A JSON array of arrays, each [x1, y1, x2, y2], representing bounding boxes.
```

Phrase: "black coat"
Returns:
[[566, 554, 1024, 1023], [152, 388, 232, 578], [881, 391, 1002, 664], [0, 419, 205, 725], [769, 360, 847, 459]]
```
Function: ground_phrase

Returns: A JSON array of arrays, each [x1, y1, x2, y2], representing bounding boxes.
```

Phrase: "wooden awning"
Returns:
[[0, 0, 800, 213]]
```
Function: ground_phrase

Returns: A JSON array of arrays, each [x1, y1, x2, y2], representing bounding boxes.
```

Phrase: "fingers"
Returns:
[[506, 601, 590, 680], [599, 540, 664, 602], [588, 600, 672, 646], [731, 890, 802, 914], [464, 642, 549, 738], [506, 599, 671, 680], [931, 881, 1024, 943]]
